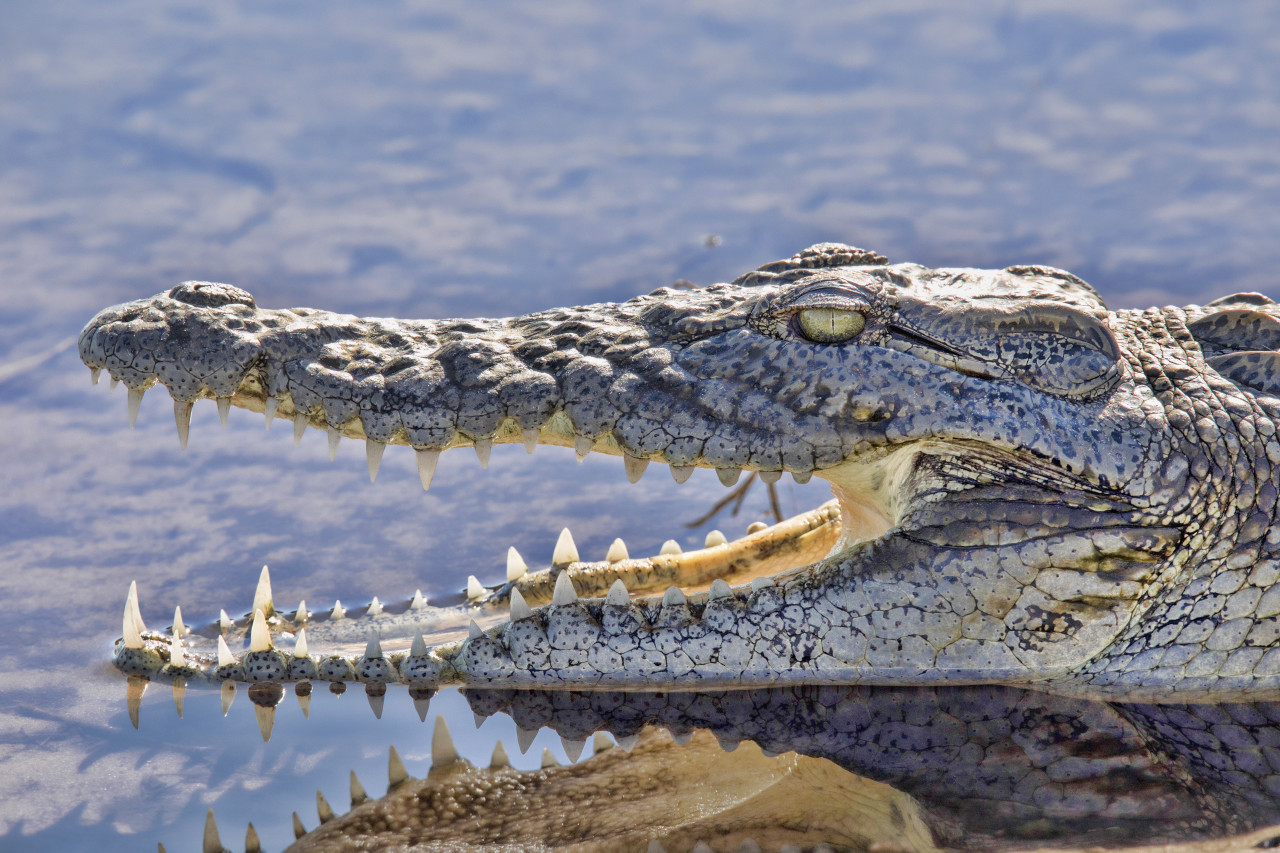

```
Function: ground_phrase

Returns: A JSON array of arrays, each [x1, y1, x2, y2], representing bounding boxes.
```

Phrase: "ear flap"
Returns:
[[1206, 351, 1280, 399], [1187, 309, 1280, 353], [733, 243, 888, 287]]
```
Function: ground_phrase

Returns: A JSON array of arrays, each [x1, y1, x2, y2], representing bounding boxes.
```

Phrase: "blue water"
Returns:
[[3, 2, 1280, 850]]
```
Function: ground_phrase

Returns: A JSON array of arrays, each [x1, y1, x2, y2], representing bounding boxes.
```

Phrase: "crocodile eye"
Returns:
[[797, 308, 865, 343]]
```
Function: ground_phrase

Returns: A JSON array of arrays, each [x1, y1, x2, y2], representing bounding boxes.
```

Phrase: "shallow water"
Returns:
[[4, 2, 1280, 850]]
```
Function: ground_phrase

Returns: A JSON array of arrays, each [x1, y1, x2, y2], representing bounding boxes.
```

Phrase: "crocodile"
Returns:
[[79, 243, 1280, 699]]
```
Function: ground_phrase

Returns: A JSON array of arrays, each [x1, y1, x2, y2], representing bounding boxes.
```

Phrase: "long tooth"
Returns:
[[541, 748, 560, 768], [245, 822, 261, 853], [659, 539, 682, 555], [216, 396, 231, 426], [219, 609, 233, 631], [249, 609, 271, 652], [366, 440, 385, 482], [416, 448, 441, 490], [316, 790, 334, 823], [561, 736, 586, 763], [509, 587, 532, 621], [516, 725, 538, 754], [759, 470, 781, 484], [90, 367, 101, 385], [552, 528, 579, 566], [605, 579, 630, 606], [350, 771, 367, 807], [605, 538, 629, 562], [293, 413, 308, 445], [367, 597, 383, 616], [616, 734, 638, 752], [623, 454, 648, 483], [263, 396, 278, 428], [252, 565, 273, 616], [473, 711, 487, 730], [123, 581, 146, 649], [172, 605, 186, 638], [716, 467, 742, 486], [662, 586, 687, 606], [202, 809, 222, 853], [256, 703, 275, 742], [411, 628, 427, 657], [410, 589, 427, 610], [473, 438, 493, 468], [468, 620, 484, 640], [327, 426, 341, 460], [574, 435, 593, 461], [432, 715, 459, 767], [506, 546, 528, 581], [669, 464, 694, 484], [367, 687, 385, 720], [127, 387, 144, 427], [593, 732, 614, 753], [413, 693, 431, 722], [217, 635, 235, 667], [169, 632, 186, 669], [522, 428, 539, 453], [793, 470, 812, 484], [109, 376, 119, 391], [466, 575, 486, 600], [174, 400, 193, 450], [490, 740, 510, 769], [551, 571, 578, 606], [704, 529, 728, 548], [296, 600, 310, 622], [388, 746, 409, 788], [292, 813, 306, 840], [126, 677, 145, 729], [220, 681, 235, 715], [708, 579, 733, 600], [364, 632, 383, 659], [294, 628, 309, 658], [332, 600, 346, 619]]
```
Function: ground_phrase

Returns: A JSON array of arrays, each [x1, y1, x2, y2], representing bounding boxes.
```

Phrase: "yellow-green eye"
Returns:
[[797, 307, 865, 343]]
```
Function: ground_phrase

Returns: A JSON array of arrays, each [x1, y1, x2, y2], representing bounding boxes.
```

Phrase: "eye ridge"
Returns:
[[797, 307, 865, 344]]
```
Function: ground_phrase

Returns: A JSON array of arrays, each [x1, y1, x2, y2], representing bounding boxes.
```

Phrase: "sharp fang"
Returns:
[[605, 579, 630, 606], [432, 715, 459, 767], [332, 599, 346, 619], [90, 367, 101, 385], [293, 413, 308, 445], [516, 726, 538, 754], [509, 587, 532, 621], [127, 387, 144, 427], [109, 377, 119, 391], [490, 741, 510, 769], [367, 688, 384, 720], [410, 589, 427, 610], [466, 575, 486, 600], [593, 732, 614, 753], [366, 440, 385, 482], [574, 435, 592, 461], [245, 823, 261, 853], [540, 748, 559, 768], [605, 538, 629, 562], [252, 565, 273, 616], [552, 528, 579, 566], [669, 464, 694, 484], [468, 620, 483, 640], [263, 396, 278, 428], [793, 470, 812, 484], [623, 454, 648, 482], [506, 546, 528, 581], [364, 632, 383, 659], [249, 609, 271, 652], [350, 771, 368, 807], [704, 529, 728, 548], [416, 448, 441, 491], [292, 812, 306, 840], [219, 609, 233, 631], [169, 632, 185, 669], [662, 586, 687, 606], [126, 676, 145, 729], [367, 597, 383, 616], [716, 467, 742, 486], [473, 711, 487, 729], [295, 628, 309, 658], [256, 704, 275, 742], [413, 694, 430, 722], [473, 438, 493, 468], [174, 400, 193, 450], [216, 396, 231, 425], [617, 734, 638, 751], [327, 426, 341, 460], [411, 628, 427, 657], [747, 521, 768, 534], [522, 428, 539, 453], [217, 635, 234, 667], [296, 600, 310, 622], [220, 681, 235, 716], [123, 581, 146, 649], [760, 470, 781, 484], [708, 579, 733, 600], [551, 571, 578, 606], [561, 736, 586, 763], [172, 605, 186, 638], [659, 539, 682, 555], [202, 809, 222, 853], [388, 746, 410, 788], [316, 790, 335, 823]]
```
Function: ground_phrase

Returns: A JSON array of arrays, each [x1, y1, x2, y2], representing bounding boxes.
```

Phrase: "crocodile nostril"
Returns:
[[167, 281, 256, 309]]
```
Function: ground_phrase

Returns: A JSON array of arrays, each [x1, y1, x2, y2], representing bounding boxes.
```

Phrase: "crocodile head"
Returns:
[[80, 243, 1280, 696]]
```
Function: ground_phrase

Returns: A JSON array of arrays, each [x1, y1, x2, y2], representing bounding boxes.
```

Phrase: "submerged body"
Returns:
[[80, 244, 1280, 699]]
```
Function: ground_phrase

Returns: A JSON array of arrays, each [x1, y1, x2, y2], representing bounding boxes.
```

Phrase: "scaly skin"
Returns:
[[80, 244, 1280, 698]]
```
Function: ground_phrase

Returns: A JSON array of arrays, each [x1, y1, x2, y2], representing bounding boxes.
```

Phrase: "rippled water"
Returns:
[[4, 2, 1280, 850]]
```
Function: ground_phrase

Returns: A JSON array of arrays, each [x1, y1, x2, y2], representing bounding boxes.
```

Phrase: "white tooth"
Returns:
[[522, 428, 539, 453], [759, 470, 781, 484], [90, 367, 101, 385], [109, 377, 119, 391], [388, 746, 410, 788], [669, 464, 694, 484], [506, 547, 528, 581], [716, 467, 742, 486], [219, 609, 233, 631], [561, 736, 586, 763], [410, 628, 427, 657], [704, 529, 728, 548], [432, 715, 459, 767], [473, 439, 492, 468], [416, 448, 440, 491], [174, 400, 193, 450], [574, 435, 593, 461], [509, 587, 532, 621], [172, 605, 186, 638], [552, 528, 579, 565], [616, 734, 638, 752], [605, 538, 629, 562], [623, 454, 648, 482], [216, 396, 231, 426], [792, 470, 812, 484], [551, 571, 578, 606], [217, 635, 234, 667], [220, 681, 235, 716], [466, 575, 486, 600], [296, 600, 310, 622], [349, 771, 368, 807], [252, 565, 273, 616], [316, 790, 334, 823], [659, 539, 682, 555], [490, 741, 510, 769], [263, 396, 278, 428], [169, 632, 185, 669], [327, 426, 341, 460], [366, 440, 385, 482], [203, 809, 222, 853], [292, 812, 306, 839], [468, 620, 484, 640], [662, 586, 687, 606], [126, 677, 145, 729], [249, 609, 271, 652], [750, 577, 774, 592], [127, 387, 144, 427], [293, 412, 308, 445], [332, 599, 346, 619], [708, 579, 733, 600], [605, 579, 630, 606], [541, 748, 559, 768], [473, 711, 487, 730], [294, 628, 309, 658], [256, 703, 275, 741], [123, 581, 146, 649], [593, 732, 614, 753], [364, 632, 383, 659], [368, 687, 385, 720], [367, 597, 383, 616], [516, 726, 537, 754], [410, 589, 427, 610], [747, 521, 768, 534]]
